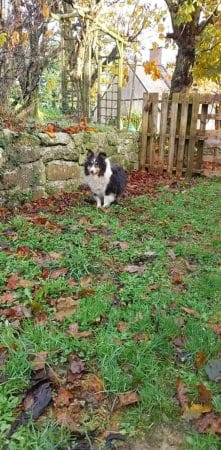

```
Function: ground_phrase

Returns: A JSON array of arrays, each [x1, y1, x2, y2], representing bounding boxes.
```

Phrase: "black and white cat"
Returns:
[[84, 150, 127, 207]]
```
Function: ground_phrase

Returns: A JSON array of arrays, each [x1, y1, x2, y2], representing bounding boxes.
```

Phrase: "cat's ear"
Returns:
[[87, 150, 94, 159], [98, 152, 107, 158]]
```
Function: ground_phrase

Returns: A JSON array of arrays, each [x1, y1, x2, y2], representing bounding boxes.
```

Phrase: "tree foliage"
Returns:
[[164, 0, 221, 92]]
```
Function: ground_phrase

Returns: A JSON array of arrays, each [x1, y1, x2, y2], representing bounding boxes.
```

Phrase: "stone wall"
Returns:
[[0, 129, 140, 205]]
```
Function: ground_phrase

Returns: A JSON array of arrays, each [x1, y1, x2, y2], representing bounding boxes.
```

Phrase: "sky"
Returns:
[[140, 0, 177, 65]]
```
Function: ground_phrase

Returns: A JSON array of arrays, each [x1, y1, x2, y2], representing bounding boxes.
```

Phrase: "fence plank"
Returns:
[[195, 103, 209, 170], [149, 93, 159, 172], [140, 93, 150, 169], [159, 93, 169, 173], [186, 94, 200, 179], [176, 94, 189, 177], [168, 93, 179, 176]]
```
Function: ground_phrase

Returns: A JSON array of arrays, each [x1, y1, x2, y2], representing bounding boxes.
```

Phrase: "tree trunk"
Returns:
[[170, 44, 195, 94]]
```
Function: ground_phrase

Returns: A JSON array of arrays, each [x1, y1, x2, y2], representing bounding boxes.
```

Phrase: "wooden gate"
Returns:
[[140, 93, 221, 178]]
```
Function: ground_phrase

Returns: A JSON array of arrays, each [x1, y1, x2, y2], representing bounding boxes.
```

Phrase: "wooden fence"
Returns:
[[140, 93, 221, 178]]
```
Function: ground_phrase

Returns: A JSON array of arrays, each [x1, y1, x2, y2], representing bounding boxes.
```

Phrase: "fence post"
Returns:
[[159, 93, 169, 173], [176, 93, 189, 177], [140, 93, 150, 169], [168, 93, 179, 176], [149, 93, 159, 173], [186, 93, 200, 179]]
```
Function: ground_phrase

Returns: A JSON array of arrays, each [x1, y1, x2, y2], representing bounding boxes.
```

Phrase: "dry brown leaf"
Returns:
[[0, 346, 8, 370], [54, 387, 73, 407], [181, 307, 200, 319], [195, 351, 207, 369], [208, 323, 221, 335], [123, 264, 146, 274], [167, 249, 176, 260], [49, 268, 68, 280], [78, 216, 91, 225], [117, 391, 140, 408], [80, 275, 92, 288], [194, 412, 221, 434], [31, 351, 48, 371], [67, 354, 85, 382], [68, 330, 93, 339], [133, 332, 149, 343], [54, 297, 78, 321], [148, 283, 159, 291], [171, 268, 183, 285], [176, 377, 189, 412], [117, 321, 128, 333], [0, 292, 16, 304], [6, 273, 19, 290], [47, 251, 63, 260], [198, 383, 212, 406]]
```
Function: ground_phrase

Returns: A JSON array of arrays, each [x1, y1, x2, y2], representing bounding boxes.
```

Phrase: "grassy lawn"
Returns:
[[0, 177, 221, 449]]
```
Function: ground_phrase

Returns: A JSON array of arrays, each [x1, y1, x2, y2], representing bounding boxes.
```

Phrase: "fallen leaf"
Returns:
[[167, 249, 176, 260], [198, 383, 212, 405], [54, 387, 73, 407], [148, 283, 159, 291], [172, 336, 186, 348], [123, 264, 146, 274], [171, 268, 183, 285], [205, 360, 221, 382], [133, 332, 149, 343], [47, 251, 63, 260], [18, 279, 34, 288], [78, 216, 91, 225], [54, 297, 78, 321], [184, 403, 212, 417], [23, 382, 52, 419], [194, 412, 221, 434], [0, 304, 32, 320], [0, 346, 8, 370], [6, 273, 19, 290], [67, 322, 79, 334], [113, 241, 129, 250], [0, 241, 11, 251], [76, 288, 96, 298], [67, 330, 93, 339], [180, 307, 200, 319], [80, 275, 92, 288], [176, 377, 189, 412], [49, 268, 68, 280], [67, 354, 85, 382], [31, 351, 48, 371], [133, 251, 157, 264], [117, 321, 128, 333], [208, 323, 221, 335], [195, 351, 207, 369], [117, 391, 140, 408], [0, 292, 16, 304]]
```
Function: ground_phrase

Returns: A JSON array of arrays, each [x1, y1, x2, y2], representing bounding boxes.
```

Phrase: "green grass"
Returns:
[[0, 177, 221, 449]]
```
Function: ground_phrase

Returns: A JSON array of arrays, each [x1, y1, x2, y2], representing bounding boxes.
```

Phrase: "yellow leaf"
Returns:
[[42, 3, 50, 19], [45, 30, 54, 38], [11, 31, 20, 47], [21, 32, 29, 42], [184, 403, 212, 416], [158, 24, 165, 33], [0, 32, 7, 47], [152, 42, 158, 50]]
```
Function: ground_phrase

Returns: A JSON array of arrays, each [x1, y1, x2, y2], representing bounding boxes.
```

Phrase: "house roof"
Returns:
[[125, 63, 170, 97]]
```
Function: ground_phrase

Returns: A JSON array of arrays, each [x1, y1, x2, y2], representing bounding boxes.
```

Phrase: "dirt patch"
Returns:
[[118, 424, 184, 450]]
